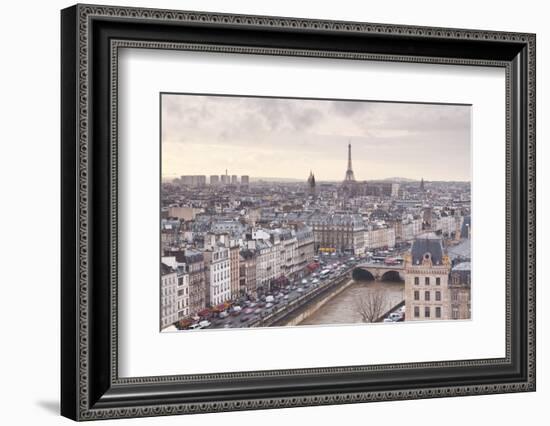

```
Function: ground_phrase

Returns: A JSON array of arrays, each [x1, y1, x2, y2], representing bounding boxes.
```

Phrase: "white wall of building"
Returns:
[[207, 247, 231, 306]]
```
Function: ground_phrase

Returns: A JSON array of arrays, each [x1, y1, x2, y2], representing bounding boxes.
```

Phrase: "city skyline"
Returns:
[[163, 174, 471, 184], [162, 94, 471, 182]]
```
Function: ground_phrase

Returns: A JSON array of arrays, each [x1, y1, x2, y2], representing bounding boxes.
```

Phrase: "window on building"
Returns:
[[414, 306, 420, 318], [435, 307, 441, 318], [425, 307, 430, 318], [452, 308, 459, 319], [436, 277, 441, 285], [435, 291, 441, 301], [414, 290, 419, 301], [452, 291, 458, 302], [414, 277, 419, 285], [425, 291, 430, 301], [425, 277, 430, 285]]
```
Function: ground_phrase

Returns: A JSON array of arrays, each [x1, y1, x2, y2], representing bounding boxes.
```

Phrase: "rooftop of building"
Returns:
[[161, 262, 176, 276], [452, 261, 471, 271], [411, 233, 444, 265], [447, 238, 471, 260], [307, 213, 364, 227]]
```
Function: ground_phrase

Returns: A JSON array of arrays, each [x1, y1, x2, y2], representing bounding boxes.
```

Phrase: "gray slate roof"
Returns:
[[411, 233, 444, 265]]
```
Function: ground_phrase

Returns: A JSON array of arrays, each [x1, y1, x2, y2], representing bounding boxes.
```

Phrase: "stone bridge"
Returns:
[[353, 263, 405, 282]]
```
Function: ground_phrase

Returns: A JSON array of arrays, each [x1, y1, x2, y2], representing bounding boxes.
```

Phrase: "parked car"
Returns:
[[388, 312, 403, 321], [188, 323, 201, 330], [199, 320, 211, 328]]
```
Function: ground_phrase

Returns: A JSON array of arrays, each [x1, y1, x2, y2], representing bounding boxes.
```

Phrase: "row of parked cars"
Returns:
[[195, 293, 293, 329], [181, 258, 360, 330]]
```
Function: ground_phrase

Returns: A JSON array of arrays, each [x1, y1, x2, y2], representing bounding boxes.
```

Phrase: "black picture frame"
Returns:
[[61, 4, 536, 421]]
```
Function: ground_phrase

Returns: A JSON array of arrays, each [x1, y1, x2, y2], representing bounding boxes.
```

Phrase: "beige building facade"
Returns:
[[229, 245, 240, 300], [239, 250, 257, 297], [404, 234, 452, 321], [364, 226, 396, 250]]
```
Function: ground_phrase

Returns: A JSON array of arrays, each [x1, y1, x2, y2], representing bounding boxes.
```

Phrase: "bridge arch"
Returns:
[[352, 268, 375, 281], [380, 270, 404, 282]]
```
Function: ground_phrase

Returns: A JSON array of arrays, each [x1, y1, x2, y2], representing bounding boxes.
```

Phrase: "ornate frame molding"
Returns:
[[61, 4, 535, 421]]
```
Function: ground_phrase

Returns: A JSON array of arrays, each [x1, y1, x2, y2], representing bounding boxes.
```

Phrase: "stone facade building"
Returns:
[[239, 249, 257, 297], [229, 245, 240, 301], [449, 262, 471, 319], [176, 249, 205, 317], [176, 270, 190, 320], [255, 239, 279, 293], [161, 256, 190, 322], [295, 226, 315, 274], [404, 234, 452, 321], [364, 225, 396, 250], [393, 217, 423, 243], [203, 246, 231, 306], [362, 181, 400, 197], [309, 214, 365, 255], [272, 229, 298, 278], [160, 263, 178, 329]]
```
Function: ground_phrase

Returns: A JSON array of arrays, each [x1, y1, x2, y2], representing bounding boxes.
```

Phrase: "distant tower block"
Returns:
[[344, 143, 356, 182], [307, 171, 316, 197], [241, 175, 250, 187], [420, 177, 425, 191]]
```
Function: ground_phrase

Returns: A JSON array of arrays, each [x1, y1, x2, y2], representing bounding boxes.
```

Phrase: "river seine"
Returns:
[[299, 280, 405, 326]]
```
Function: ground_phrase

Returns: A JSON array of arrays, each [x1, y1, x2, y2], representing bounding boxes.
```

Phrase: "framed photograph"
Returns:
[[61, 4, 536, 421]]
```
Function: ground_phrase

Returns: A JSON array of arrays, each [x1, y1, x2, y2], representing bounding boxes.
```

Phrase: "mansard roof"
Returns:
[[411, 233, 444, 265]]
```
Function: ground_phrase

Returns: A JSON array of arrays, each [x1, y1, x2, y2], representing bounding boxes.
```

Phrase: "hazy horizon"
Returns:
[[163, 175, 471, 184], [162, 94, 471, 182]]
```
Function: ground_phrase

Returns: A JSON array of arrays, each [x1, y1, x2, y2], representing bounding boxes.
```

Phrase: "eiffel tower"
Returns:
[[344, 143, 355, 182]]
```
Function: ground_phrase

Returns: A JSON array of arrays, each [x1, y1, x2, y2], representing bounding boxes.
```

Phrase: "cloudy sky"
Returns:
[[161, 94, 471, 182]]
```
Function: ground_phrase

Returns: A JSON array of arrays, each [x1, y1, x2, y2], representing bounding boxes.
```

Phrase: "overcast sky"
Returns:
[[161, 94, 471, 181]]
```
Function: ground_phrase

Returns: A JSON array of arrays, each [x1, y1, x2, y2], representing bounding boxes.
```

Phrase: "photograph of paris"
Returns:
[[160, 94, 471, 332]]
